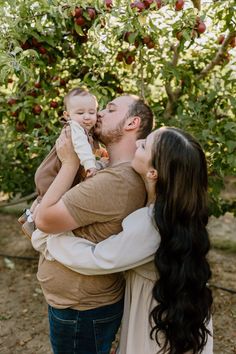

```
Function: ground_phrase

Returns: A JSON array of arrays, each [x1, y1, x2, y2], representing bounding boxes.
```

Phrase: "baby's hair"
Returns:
[[64, 87, 98, 110]]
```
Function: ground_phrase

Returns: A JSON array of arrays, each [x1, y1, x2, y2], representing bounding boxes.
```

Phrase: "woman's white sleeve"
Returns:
[[47, 207, 160, 275], [31, 229, 74, 261]]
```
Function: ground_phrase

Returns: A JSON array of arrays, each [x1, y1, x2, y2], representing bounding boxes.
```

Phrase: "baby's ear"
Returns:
[[63, 111, 70, 120]]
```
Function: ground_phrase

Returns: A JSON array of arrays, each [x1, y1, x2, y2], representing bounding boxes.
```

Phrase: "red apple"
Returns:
[[134, 39, 140, 48], [32, 38, 40, 48], [74, 7, 83, 17], [116, 87, 124, 94], [87, 7, 96, 20], [230, 37, 236, 48], [34, 123, 42, 129], [176, 31, 183, 41], [52, 75, 59, 81], [79, 35, 88, 43], [124, 31, 130, 42], [197, 21, 206, 34], [143, 0, 153, 8], [11, 111, 18, 117], [34, 82, 41, 89], [33, 104, 42, 115], [116, 52, 124, 62], [124, 31, 134, 42], [155, 0, 162, 9], [75, 16, 86, 26], [137, 2, 146, 12], [175, 0, 184, 11], [15, 121, 26, 132], [21, 41, 31, 50], [131, 1, 146, 12], [47, 55, 56, 64], [50, 101, 58, 108], [125, 54, 135, 65], [146, 40, 155, 49], [8, 98, 17, 105], [39, 46, 47, 54], [105, 0, 113, 9], [27, 90, 38, 97], [217, 34, 225, 44], [142, 36, 151, 44], [60, 79, 67, 86]]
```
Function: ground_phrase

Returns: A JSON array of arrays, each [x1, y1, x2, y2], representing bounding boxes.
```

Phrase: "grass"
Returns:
[[211, 240, 236, 253], [0, 202, 30, 216]]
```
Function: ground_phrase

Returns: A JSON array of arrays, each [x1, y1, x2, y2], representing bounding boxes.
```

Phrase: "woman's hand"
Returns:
[[56, 126, 79, 167]]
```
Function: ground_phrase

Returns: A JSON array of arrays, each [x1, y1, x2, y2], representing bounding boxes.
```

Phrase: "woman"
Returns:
[[34, 127, 213, 354]]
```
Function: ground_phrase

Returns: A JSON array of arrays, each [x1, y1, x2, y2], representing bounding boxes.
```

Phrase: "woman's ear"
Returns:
[[124, 116, 141, 131], [146, 168, 158, 181]]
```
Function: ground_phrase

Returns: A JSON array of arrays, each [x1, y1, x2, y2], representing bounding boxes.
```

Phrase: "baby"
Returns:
[[18, 87, 108, 238]]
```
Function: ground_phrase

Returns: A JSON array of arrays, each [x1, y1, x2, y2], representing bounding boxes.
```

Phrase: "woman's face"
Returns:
[[132, 131, 157, 176]]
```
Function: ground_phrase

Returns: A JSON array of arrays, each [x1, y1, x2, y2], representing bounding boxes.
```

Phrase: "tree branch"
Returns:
[[191, 0, 201, 10], [163, 31, 235, 118], [163, 44, 182, 119], [0, 192, 37, 208], [139, 49, 145, 100], [198, 31, 236, 79]]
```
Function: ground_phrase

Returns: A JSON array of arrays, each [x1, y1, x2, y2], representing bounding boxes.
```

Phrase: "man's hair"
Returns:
[[64, 87, 98, 110], [127, 97, 154, 139]]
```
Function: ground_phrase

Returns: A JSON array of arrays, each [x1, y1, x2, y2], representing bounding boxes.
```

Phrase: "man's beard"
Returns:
[[94, 118, 126, 146]]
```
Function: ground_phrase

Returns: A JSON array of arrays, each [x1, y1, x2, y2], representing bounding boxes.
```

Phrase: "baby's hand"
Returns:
[[86, 168, 98, 178]]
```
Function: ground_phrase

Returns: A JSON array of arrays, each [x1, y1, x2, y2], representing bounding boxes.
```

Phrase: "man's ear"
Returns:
[[146, 168, 158, 181], [124, 116, 141, 131]]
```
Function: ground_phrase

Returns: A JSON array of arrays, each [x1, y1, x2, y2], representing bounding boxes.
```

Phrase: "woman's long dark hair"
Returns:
[[150, 127, 213, 354]]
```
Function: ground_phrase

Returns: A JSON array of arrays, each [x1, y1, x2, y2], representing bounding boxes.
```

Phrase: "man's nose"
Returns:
[[97, 110, 104, 119]]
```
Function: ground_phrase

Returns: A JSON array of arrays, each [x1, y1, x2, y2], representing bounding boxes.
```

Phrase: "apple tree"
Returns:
[[0, 0, 235, 215]]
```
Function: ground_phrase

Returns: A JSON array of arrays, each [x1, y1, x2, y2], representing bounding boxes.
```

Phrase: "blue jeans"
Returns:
[[48, 298, 124, 354]]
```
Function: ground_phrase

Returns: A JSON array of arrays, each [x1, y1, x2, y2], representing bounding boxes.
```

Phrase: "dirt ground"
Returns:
[[0, 212, 236, 354]]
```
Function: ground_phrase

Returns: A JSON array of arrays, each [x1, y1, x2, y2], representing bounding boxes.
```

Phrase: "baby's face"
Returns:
[[66, 94, 97, 131]]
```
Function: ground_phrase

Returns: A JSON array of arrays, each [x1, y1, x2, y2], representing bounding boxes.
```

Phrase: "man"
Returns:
[[35, 95, 154, 354]]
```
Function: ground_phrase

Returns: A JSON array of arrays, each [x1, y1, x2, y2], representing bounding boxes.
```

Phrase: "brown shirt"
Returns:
[[35, 144, 85, 200], [34, 127, 105, 201], [37, 162, 146, 310]]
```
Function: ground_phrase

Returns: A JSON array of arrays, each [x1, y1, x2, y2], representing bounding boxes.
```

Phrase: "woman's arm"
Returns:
[[46, 207, 160, 275]]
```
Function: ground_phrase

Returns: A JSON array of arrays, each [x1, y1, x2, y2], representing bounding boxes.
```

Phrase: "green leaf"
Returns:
[[74, 23, 85, 36]]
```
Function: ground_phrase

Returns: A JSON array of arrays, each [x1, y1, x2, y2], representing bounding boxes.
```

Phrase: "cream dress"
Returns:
[[118, 263, 213, 354], [32, 207, 213, 354], [118, 262, 158, 354]]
